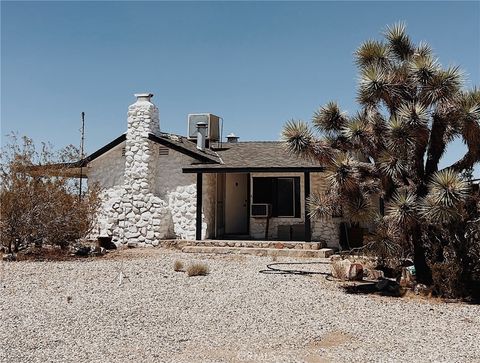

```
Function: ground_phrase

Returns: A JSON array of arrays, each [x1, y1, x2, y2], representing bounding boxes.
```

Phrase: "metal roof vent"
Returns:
[[226, 133, 239, 143]]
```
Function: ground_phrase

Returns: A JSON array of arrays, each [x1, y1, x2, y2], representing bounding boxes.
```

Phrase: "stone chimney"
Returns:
[[124, 93, 159, 193]]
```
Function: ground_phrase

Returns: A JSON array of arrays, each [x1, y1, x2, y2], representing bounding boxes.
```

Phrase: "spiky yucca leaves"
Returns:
[[312, 101, 347, 134], [341, 113, 373, 151], [421, 66, 464, 105], [364, 215, 404, 262], [457, 88, 480, 146], [378, 151, 407, 179], [386, 190, 418, 226], [420, 170, 470, 231], [386, 116, 414, 150], [397, 101, 429, 128], [282, 119, 313, 156], [344, 194, 376, 224], [307, 192, 340, 220], [358, 64, 393, 105], [282, 120, 336, 165], [428, 169, 469, 208], [384, 22, 414, 61], [326, 154, 360, 193], [409, 53, 440, 85], [355, 39, 391, 68]]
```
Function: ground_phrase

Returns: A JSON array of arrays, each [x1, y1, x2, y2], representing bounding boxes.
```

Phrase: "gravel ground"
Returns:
[[1, 248, 479, 363]]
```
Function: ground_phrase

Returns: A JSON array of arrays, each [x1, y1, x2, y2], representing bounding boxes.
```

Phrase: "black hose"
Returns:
[[259, 261, 331, 276]]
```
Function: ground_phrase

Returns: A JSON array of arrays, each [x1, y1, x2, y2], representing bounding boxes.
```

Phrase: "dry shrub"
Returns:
[[0, 134, 101, 253], [431, 262, 465, 299], [187, 262, 209, 277], [173, 260, 184, 272]]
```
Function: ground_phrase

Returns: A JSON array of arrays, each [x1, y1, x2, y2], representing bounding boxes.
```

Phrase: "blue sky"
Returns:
[[1, 1, 479, 176]]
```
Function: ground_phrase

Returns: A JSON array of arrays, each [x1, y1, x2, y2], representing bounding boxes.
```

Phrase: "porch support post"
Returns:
[[304, 171, 311, 242], [196, 173, 203, 240]]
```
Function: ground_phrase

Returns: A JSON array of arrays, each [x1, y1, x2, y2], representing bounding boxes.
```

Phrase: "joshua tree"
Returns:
[[282, 23, 480, 287]]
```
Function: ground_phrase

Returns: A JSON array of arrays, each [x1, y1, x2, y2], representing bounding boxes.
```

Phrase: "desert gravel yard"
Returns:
[[1, 248, 479, 363]]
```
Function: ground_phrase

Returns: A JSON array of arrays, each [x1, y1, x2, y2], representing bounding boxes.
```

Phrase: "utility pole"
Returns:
[[79, 112, 85, 200]]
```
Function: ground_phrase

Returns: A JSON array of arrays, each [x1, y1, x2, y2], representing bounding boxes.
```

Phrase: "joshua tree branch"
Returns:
[[425, 114, 447, 176]]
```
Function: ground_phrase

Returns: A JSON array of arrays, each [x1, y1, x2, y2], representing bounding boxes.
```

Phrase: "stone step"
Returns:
[[184, 240, 327, 250], [181, 246, 334, 258]]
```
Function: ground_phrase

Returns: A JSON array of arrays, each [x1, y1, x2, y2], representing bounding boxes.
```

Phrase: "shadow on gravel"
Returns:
[[342, 281, 407, 298]]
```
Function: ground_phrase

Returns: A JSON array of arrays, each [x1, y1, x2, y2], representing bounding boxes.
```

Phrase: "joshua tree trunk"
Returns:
[[412, 225, 432, 284]]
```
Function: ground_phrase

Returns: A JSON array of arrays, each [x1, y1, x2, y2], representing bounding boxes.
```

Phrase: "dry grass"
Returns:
[[173, 260, 184, 272], [186, 262, 209, 277]]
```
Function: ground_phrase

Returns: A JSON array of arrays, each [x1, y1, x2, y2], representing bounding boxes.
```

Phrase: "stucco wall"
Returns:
[[87, 142, 125, 189]]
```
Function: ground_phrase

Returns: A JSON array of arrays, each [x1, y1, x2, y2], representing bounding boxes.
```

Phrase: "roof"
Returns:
[[183, 141, 325, 173], [148, 133, 220, 163], [28, 132, 220, 178], [29, 135, 325, 177]]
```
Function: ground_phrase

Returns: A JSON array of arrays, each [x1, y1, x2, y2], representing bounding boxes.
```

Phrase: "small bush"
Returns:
[[186, 263, 209, 277], [173, 260, 184, 272], [431, 262, 465, 299]]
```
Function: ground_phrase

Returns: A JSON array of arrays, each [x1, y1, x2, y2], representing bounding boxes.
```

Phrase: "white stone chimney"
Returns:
[[124, 93, 159, 193]]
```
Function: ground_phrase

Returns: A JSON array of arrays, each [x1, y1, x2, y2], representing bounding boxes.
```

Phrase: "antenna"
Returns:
[[79, 112, 85, 200]]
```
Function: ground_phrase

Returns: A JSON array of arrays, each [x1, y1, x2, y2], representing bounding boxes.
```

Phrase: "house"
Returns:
[[60, 93, 344, 248]]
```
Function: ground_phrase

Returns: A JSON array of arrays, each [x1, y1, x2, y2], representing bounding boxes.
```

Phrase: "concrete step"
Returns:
[[181, 246, 334, 258], [184, 240, 327, 250]]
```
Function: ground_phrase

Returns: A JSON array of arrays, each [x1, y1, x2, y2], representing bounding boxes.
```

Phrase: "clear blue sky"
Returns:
[[1, 1, 479, 176]]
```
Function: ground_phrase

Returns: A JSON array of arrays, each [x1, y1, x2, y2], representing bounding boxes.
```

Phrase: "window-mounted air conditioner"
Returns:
[[187, 113, 220, 141], [251, 203, 272, 218]]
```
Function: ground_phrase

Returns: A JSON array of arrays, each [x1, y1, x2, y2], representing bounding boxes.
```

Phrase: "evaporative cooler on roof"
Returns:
[[187, 113, 220, 141]]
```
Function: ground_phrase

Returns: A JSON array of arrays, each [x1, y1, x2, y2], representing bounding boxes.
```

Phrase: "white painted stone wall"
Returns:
[[152, 144, 215, 240], [89, 94, 215, 244], [249, 172, 341, 248]]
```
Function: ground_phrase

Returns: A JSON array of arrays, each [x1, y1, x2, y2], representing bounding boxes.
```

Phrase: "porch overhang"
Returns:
[[182, 166, 326, 174]]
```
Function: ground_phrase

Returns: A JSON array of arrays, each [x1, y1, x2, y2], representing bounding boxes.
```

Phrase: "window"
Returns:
[[252, 177, 301, 217]]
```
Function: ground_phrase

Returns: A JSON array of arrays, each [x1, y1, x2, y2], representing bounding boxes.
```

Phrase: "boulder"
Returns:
[[331, 259, 364, 281]]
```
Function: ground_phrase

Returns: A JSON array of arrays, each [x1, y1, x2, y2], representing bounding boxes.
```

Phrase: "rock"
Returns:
[[127, 242, 139, 248], [331, 259, 364, 281], [399, 267, 415, 288], [414, 283, 432, 296], [364, 268, 385, 280]]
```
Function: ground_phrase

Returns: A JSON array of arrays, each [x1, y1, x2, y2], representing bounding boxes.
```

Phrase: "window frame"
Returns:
[[252, 176, 301, 218]]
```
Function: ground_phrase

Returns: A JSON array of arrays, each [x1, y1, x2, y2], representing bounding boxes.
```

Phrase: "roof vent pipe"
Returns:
[[226, 133, 239, 143], [196, 121, 208, 151]]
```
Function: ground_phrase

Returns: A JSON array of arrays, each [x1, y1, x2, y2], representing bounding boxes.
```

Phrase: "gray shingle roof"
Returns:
[[149, 133, 220, 163], [184, 141, 324, 170]]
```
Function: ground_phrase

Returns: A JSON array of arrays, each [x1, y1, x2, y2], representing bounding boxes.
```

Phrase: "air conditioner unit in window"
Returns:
[[187, 113, 220, 141], [251, 203, 272, 218]]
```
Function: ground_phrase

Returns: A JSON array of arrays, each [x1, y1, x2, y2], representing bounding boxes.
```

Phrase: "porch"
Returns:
[[185, 167, 328, 243]]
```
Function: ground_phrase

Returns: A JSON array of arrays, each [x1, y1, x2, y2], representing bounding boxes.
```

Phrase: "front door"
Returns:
[[225, 173, 248, 234]]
